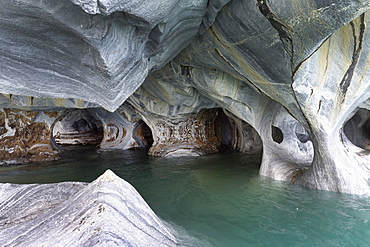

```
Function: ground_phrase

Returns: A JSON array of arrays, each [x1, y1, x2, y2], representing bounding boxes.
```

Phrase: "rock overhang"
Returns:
[[1, 0, 370, 195], [0, 0, 230, 112]]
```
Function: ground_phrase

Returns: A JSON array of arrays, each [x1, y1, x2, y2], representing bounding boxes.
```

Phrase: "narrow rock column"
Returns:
[[0, 108, 60, 164], [88, 108, 148, 150], [257, 103, 314, 181], [143, 109, 222, 157], [295, 116, 370, 194], [292, 14, 370, 195]]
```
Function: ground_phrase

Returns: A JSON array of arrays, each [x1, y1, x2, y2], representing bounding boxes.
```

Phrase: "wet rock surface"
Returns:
[[0, 170, 179, 246], [1, 0, 370, 195], [0, 109, 60, 164]]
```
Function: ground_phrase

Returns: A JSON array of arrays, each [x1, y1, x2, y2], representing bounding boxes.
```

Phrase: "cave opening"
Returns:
[[294, 122, 311, 143], [271, 125, 283, 144], [219, 110, 263, 155], [343, 108, 370, 150], [134, 120, 154, 148], [215, 109, 232, 151], [52, 109, 104, 149]]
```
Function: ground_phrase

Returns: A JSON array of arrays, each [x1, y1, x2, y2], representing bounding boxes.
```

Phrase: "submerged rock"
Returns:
[[0, 170, 179, 246]]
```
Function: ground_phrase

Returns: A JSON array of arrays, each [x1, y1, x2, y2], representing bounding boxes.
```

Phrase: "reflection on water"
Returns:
[[0, 148, 369, 246]]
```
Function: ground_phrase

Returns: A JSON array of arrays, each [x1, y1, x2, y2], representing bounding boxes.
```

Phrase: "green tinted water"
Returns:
[[0, 148, 369, 246]]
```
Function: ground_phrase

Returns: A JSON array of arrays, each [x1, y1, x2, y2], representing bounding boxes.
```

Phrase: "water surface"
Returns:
[[0, 148, 369, 246]]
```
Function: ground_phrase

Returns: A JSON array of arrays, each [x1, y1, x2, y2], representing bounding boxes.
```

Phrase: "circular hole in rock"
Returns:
[[271, 125, 283, 144]]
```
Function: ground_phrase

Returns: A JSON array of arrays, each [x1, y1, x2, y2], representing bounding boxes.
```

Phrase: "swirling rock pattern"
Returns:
[[88, 107, 148, 150], [145, 109, 223, 157], [0, 170, 179, 246], [1, 0, 370, 196], [53, 109, 104, 146], [0, 109, 60, 164], [0, 0, 229, 111]]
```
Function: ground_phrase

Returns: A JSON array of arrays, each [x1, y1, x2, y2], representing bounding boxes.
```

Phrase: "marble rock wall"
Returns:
[[1, 0, 370, 196], [291, 14, 370, 194], [53, 109, 104, 146], [0, 0, 230, 112], [88, 107, 148, 150], [0, 170, 180, 246], [145, 109, 223, 157], [52, 107, 150, 150], [0, 106, 151, 165], [125, 1, 370, 194], [0, 109, 61, 164]]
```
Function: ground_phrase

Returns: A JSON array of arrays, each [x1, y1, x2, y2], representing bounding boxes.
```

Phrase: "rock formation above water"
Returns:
[[0, 170, 180, 246], [1, 0, 370, 196]]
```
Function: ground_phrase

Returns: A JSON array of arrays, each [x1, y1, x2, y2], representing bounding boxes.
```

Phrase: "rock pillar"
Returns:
[[257, 103, 314, 181], [292, 14, 370, 194], [88, 108, 148, 150], [294, 119, 370, 194]]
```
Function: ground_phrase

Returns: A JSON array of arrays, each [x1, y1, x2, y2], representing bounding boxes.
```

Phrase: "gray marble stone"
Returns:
[[0, 0, 229, 111], [0, 170, 179, 246], [1, 0, 370, 195]]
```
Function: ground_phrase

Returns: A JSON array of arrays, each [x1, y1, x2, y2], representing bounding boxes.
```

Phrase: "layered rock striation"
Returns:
[[0, 170, 180, 246], [1, 0, 370, 195], [0, 0, 230, 112]]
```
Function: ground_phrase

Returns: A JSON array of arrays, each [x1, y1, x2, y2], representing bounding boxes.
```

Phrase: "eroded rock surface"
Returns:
[[145, 109, 223, 157], [0, 0, 229, 111], [291, 14, 370, 194], [0, 170, 179, 246], [88, 107, 148, 150], [53, 109, 104, 146], [1, 0, 370, 195], [0, 109, 60, 164]]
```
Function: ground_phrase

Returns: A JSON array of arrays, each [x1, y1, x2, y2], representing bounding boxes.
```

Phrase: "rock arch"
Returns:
[[52, 109, 104, 147]]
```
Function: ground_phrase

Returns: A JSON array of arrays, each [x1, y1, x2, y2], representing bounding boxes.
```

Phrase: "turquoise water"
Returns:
[[0, 148, 369, 246]]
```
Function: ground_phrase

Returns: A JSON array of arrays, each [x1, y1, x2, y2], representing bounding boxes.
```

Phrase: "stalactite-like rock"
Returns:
[[0, 109, 60, 165], [0, 170, 179, 246]]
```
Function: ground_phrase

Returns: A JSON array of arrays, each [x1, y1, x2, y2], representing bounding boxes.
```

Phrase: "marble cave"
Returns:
[[1, 0, 370, 246]]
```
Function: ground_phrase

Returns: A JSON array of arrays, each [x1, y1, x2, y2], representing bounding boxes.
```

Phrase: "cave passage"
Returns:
[[134, 120, 154, 148], [52, 109, 104, 148]]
